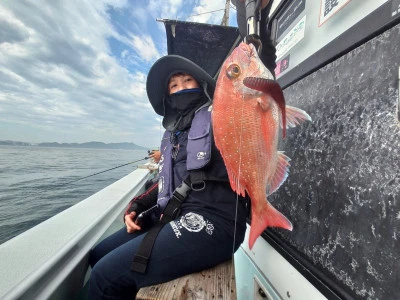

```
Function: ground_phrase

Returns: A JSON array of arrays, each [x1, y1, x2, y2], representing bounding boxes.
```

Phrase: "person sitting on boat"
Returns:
[[88, 55, 250, 299]]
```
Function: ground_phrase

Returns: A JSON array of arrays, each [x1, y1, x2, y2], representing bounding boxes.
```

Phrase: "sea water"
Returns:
[[0, 145, 149, 245]]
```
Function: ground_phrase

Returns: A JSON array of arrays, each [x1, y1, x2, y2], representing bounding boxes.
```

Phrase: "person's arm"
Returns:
[[124, 182, 158, 232], [235, 0, 277, 76]]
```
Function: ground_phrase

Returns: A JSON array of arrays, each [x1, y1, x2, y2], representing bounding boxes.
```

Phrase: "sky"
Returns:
[[0, 0, 239, 148]]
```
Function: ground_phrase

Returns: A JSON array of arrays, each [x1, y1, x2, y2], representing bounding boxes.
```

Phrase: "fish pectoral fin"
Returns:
[[243, 77, 287, 138], [227, 168, 246, 197], [266, 151, 291, 195], [284, 105, 312, 129]]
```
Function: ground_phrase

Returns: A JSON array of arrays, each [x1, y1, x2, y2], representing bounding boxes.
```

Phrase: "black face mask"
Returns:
[[170, 89, 203, 114], [163, 89, 208, 131]]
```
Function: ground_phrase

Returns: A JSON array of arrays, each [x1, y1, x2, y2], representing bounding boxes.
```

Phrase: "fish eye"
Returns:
[[226, 64, 241, 79]]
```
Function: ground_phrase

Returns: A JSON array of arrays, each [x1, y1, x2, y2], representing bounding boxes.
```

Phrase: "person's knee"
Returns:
[[88, 262, 105, 298], [88, 248, 101, 268], [88, 239, 113, 268], [89, 258, 139, 299]]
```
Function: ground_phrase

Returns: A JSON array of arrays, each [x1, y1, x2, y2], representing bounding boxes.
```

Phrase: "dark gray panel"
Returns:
[[163, 20, 240, 78], [269, 23, 400, 299]]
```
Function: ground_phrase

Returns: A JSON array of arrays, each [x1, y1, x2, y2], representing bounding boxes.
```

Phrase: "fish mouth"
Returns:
[[240, 42, 257, 57], [240, 43, 274, 80]]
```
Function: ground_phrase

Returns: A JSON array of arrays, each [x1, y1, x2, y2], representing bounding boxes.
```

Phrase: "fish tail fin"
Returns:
[[249, 200, 293, 249], [283, 105, 312, 129], [266, 151, 291, 195]]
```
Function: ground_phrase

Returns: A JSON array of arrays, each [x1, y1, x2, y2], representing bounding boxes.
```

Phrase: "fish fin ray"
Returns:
[[284, 105, 312, 129], [266, 151, 291, 196], [227, 168, 246, 197], [249, 200, 293, 249]]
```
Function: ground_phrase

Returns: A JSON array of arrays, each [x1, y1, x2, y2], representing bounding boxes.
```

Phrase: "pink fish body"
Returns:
[[212, 43, 311, 249]]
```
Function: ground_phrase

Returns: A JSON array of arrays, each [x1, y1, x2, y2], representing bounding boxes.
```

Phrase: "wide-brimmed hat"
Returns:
[[146, 55, 216, 116]]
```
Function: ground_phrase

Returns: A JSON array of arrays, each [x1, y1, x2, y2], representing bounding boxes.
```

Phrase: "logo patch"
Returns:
[[196, 152, 206, 160], [181, 212, 206, 232], [169, 212, 214, 238]]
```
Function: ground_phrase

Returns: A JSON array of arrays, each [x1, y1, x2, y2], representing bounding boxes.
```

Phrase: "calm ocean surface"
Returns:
[[0, 145, 149, 245]]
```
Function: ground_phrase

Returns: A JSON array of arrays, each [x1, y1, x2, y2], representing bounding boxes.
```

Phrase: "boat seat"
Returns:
[[136, 259, 236, 300]]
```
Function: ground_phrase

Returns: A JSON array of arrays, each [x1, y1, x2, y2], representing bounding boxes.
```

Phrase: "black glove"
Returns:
[[124, 182, 158, 219]]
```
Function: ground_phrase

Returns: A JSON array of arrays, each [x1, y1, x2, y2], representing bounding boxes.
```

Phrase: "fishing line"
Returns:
[[9, 155, 151, 215], [186, 8, 225, 19], [61, 157, 149, 186], [230, 94, 246, 279]]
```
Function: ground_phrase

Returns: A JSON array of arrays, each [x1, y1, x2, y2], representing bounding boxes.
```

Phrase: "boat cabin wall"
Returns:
[[235, 1, 400, 299]]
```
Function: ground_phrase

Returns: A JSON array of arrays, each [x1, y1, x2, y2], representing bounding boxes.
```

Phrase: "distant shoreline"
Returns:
[[0, 140, 148, 150]]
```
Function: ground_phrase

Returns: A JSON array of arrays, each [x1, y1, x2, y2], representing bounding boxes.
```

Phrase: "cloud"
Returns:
[[189, 0, 226, 24], [160, 0, 184, 19], [0, 0, 161, 146], [0, 9, 30, 44], [0, 0, 239, 148], [131, 35, 160, 62]]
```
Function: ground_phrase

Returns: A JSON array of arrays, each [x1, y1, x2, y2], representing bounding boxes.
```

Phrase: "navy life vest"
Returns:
[[157, 105, 213, 212]]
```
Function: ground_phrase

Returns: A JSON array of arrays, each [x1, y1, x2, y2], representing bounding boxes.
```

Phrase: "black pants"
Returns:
[[88, 211, 245, 299]]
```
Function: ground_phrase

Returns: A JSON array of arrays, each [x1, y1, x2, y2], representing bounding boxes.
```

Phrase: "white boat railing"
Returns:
[[0, 167, 152, 300]]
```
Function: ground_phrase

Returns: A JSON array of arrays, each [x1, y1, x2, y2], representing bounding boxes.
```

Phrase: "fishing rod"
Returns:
[[62, 156, 150, 186]]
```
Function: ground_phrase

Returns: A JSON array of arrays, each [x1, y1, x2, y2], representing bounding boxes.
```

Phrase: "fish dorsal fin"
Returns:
[[284, 105, 312, 129], [266, 151, 291, 195]]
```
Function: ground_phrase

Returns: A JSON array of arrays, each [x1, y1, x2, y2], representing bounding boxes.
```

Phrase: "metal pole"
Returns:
[[221, 0, 230, 26]]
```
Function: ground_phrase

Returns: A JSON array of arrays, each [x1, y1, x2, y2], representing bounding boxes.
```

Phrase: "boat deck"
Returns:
[[136, 259, 236, 300]]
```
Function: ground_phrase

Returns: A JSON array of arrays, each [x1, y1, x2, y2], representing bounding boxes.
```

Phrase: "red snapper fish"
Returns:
[[212, 42, 311, 249]]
